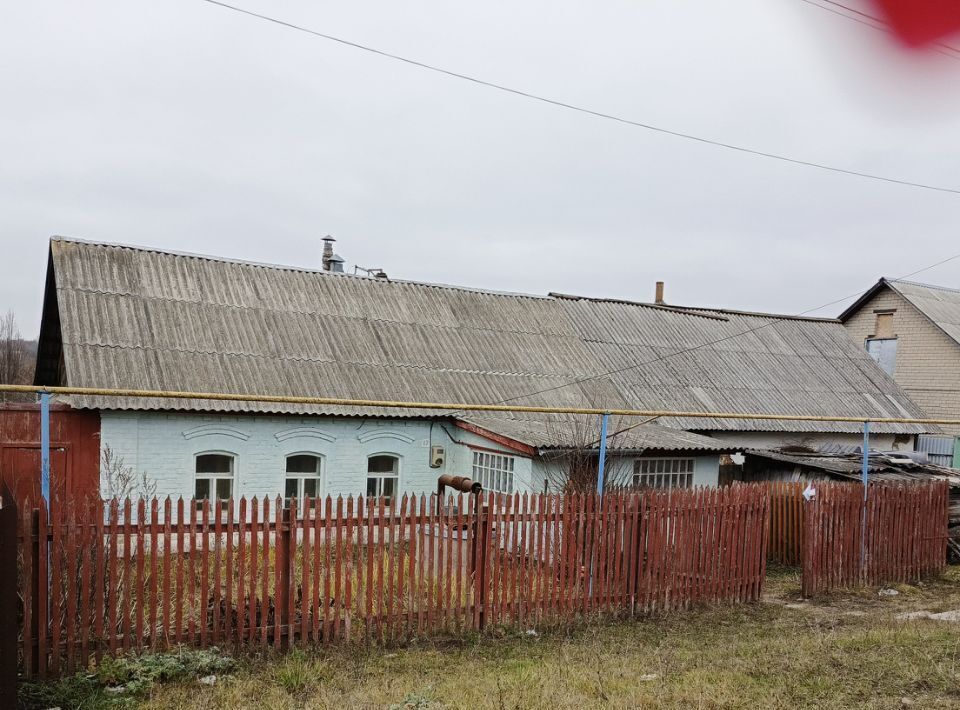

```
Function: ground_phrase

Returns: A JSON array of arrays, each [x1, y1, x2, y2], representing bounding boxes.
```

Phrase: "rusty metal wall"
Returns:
[[0, 404, 100, 509]]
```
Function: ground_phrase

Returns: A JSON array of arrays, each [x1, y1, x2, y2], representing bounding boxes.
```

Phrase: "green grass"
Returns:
[[21, 567, 960, 709]]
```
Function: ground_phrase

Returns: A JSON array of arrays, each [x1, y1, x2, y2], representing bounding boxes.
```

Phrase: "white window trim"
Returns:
[[194, 451, 236, 511], [366, 453, 401, 498], [284, 452, 324, 506], [633, 456, 695, 490], [472, 450, 516, 494]]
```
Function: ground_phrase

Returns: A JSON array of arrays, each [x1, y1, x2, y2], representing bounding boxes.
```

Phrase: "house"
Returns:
[[840, 278, 960, 467], [32, 238, 931, 504]]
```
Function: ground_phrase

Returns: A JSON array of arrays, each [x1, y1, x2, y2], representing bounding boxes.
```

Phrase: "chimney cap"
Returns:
[[322, 235, 336, 243]]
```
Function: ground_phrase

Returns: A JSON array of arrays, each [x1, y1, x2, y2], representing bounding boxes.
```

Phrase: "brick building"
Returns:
[[33, 238, 932, 503], [840, 278, 960, 466]]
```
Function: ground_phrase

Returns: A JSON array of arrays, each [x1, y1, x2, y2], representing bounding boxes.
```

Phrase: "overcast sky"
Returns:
[[4, 0, 960, 337]]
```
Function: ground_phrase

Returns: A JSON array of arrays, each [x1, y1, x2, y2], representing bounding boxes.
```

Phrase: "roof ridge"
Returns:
[[548, 292, 731, 321], [888, 277, 960, 296], [674, 305, 840, 323], [50, 236, 556, 302]]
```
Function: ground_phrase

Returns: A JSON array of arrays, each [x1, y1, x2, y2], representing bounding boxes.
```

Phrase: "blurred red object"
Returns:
[[874, 1, 960, 47]]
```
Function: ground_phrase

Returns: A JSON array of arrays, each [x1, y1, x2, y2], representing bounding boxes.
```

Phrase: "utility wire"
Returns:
[[449, 250, 960, 416], [797, 0, 960, 59], [199, 0, 960, 195]]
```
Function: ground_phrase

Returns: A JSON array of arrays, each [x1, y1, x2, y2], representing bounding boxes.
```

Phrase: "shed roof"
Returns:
[[36, 238, 931, 435], [460, 414, 733, 454]]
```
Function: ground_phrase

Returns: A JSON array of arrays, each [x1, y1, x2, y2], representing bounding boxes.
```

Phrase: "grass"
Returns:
[[20, 566, 960, 709]]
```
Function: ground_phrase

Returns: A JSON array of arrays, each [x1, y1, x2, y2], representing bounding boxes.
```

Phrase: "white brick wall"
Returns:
[[100, 410, 722, 499], [844, 289, 960, 437], [100, 411, 537, 500]]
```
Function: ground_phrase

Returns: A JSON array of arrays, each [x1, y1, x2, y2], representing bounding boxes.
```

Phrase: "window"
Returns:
[[366, 455, 399, 498], [195, 453, 234, 511], [285, 454, 322, 504], [866, 338, 898, 376], [472, 451, 515, 494], [633, 458, 694, 489]]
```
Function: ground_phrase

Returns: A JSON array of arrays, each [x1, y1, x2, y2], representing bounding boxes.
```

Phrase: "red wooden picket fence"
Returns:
[[801, 481, 949, 597], [766, 481, 804, 566], [14, 485, 770, 679]]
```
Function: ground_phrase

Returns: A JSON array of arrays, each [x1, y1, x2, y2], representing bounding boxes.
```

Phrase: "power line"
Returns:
[[797, 0, 960, 60], [450, 250, 960, 414], [198, 0, 960, 196]]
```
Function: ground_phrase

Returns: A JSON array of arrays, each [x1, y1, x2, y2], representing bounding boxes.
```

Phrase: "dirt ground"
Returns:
[[22, 566, 960, 709]]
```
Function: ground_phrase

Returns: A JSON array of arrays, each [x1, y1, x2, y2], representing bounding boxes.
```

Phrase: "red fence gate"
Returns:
[[767, 481, 804, 566], [801, 481, 949, 597], [17, 485, 771, 679]]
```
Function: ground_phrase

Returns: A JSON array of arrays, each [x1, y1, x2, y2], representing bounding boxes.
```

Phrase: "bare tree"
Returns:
[[0, 310, 33, 402], [102, 444, 157, 501], [542, 415, 633, 493], [0, 310, 26, 382]]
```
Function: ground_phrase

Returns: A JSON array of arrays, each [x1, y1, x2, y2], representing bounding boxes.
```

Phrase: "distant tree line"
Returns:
[[0, 310, 37, 402]]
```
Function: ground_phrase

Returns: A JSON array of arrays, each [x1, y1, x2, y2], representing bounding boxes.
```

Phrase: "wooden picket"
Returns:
[[14, 485, 779, 679], [801, 481, 949, 597]]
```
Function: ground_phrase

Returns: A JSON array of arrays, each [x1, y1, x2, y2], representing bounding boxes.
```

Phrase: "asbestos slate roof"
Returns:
[[38, 238, 931, 436], [890, 280, 960, 346], [461, 414, 733, 453]]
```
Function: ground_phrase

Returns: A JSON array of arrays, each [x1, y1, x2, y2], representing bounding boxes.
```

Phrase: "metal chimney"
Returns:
[[321, 236, 336, 271]]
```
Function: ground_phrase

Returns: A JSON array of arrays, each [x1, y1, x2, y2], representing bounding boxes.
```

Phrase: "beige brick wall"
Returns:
[[844, 288, 960, 436]]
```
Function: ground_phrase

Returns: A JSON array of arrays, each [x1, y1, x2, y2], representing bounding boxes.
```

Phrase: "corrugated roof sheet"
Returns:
[[43, 238, 931, 435], [462, 414, 733, 453], [889, 279, 960, 347]]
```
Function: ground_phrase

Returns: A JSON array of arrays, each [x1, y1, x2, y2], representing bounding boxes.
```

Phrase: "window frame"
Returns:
[[366, 453, 401, 499], [194, 451, 236, 511], [865, 337, 898, 376], [632, 456, 695, 490], [471, 450, 516, 494], [284, 452, 324, 506]]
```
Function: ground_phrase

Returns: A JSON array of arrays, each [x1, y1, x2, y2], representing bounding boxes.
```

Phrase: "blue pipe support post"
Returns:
[[860, 420, 870, 572], [597, 413, 610, 496], [40, 391, 50, 510]]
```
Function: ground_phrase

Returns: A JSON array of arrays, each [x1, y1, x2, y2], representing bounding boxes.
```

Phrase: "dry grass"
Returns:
[[25, 566, 960, 709]]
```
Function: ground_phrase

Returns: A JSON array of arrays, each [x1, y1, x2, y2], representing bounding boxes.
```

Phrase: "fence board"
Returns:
[[801, 481, 948, 597], [17, 485, 793, 678]]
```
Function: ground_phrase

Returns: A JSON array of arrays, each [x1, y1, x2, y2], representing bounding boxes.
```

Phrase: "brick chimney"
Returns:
[[655, 281, 665, 305]]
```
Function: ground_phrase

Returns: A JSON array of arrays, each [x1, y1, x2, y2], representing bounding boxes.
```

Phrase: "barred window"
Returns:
[[633, 458, 694, 489], [472, 451, 515, 494]]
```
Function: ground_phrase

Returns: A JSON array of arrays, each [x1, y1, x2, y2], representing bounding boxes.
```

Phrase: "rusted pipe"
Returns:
[[437, 474, 482, 500]]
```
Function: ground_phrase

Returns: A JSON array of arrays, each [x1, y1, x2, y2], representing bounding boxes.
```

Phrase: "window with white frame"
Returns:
[[195, 453, 234, 510], [472, 451, 515, 494], [285, 454, 322, 504], [367, 455, 399, 499], [633, 457, 694, 489]]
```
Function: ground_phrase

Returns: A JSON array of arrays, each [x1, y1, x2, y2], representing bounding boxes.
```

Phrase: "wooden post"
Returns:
[[0, 484, 18, 705], [277, 505, 292, 649], [472, 502, 491, 631]]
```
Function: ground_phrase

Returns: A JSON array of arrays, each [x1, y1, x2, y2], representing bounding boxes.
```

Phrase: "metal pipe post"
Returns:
[[40, 391, 50, 509], [860, 420, 870, 574], [596, 413, 609, 495]]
